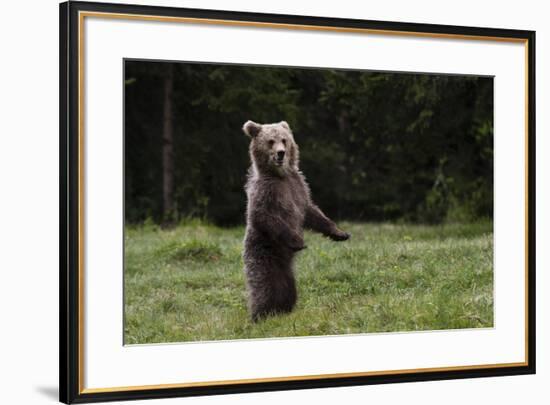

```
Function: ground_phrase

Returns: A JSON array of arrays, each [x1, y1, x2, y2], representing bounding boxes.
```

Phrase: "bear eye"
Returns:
[[282, 139, 287, 146], [268, 140, 275, 147]]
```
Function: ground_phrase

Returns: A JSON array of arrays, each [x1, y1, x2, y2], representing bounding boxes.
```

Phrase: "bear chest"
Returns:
[[274, 179, 307, 217]]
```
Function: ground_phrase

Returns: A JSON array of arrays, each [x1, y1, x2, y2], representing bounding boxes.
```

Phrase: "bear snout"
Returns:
[[276, 150, 285, 161]]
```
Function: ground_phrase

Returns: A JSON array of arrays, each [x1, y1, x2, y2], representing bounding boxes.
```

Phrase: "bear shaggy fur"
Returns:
[[242, 120, 350, 321]]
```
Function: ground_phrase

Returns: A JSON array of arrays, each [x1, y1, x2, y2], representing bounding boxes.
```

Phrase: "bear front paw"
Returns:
[[330, 230, 350, 242], [290, 244, 307, 252]]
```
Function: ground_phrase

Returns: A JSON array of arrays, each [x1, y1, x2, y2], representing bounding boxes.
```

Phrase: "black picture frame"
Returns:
[[60, 1, 536, 403]]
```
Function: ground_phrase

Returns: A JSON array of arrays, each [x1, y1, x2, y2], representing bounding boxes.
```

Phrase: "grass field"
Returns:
[[124, 220, 493, 344]]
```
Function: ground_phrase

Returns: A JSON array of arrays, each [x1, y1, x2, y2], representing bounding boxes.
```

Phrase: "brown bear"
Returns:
[[242, 120, 350, 321]]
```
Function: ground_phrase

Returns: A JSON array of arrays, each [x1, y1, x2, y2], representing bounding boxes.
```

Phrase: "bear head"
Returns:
[[243, 120, 300, 177]]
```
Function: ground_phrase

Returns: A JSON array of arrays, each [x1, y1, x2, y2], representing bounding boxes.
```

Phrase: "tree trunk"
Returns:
[[162, 64, 175, 226]]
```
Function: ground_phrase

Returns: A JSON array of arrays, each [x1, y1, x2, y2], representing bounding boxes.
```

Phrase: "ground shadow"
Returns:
[[35, 386, 58, 401]]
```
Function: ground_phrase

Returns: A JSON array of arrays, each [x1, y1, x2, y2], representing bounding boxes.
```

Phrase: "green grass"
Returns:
[[124, 220, 493, 344]]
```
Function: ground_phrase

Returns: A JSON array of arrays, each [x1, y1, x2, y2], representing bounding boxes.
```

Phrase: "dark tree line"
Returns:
[[124, 60, 493, 226]]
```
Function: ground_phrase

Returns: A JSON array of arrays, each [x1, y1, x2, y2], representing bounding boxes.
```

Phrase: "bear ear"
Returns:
[[280, 121, 291, 131], [243, 120, 262, 138]]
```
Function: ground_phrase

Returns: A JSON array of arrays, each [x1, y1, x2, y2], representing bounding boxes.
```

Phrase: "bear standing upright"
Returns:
[[242, 120, 350, 321]]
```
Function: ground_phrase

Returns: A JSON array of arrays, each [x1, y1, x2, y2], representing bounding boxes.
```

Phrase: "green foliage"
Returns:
[[124, 221, 493, 344], [125, 61, 493, 225]]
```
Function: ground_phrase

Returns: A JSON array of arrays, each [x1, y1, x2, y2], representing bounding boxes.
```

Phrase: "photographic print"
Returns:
[[61, 2, 534, 402], [124, 60, 494, 344]]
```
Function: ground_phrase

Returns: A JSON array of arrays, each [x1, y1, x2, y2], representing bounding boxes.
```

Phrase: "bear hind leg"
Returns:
[[248, 271, 297, 322]]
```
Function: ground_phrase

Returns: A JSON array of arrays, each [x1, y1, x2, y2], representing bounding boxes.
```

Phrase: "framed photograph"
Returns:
[[60, 1, 536, 403]]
